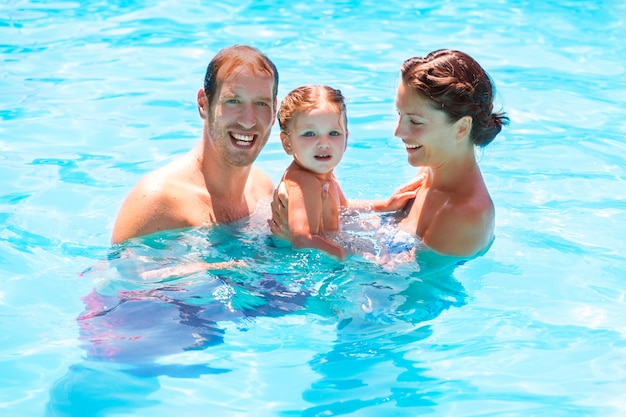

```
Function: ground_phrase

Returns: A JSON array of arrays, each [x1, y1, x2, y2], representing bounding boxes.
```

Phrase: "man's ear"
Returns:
[[280, 132, 293, 155], [271, 98, 278, 126], [197, 88, 207, 119], [455, 115, 472, 141]]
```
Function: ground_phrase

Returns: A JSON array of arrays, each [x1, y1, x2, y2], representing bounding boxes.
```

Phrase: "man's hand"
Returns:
[[268, 182, 289, 239], [268, 181, 329, 239]]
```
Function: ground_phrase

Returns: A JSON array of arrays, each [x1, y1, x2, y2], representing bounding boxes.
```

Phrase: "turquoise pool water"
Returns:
[[2, 1, 626, 416]]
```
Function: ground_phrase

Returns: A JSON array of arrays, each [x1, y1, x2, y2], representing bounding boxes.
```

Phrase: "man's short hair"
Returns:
[[203, 45, 279, 105]]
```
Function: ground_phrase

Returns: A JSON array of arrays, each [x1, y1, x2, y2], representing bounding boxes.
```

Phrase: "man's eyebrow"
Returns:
[[222, 89, 271, 101]]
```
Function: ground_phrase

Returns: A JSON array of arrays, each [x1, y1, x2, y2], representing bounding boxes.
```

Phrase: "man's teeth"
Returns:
[[406, 143, 422, 149], [232, 133, 254, 144]]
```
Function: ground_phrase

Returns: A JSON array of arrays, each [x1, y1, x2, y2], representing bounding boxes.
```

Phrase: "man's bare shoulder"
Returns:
[[133, 168, 180, 201], [111, 157, 200, 244], [130, 158, 198, 203]]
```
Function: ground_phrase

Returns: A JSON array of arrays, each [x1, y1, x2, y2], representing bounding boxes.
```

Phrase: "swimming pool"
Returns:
[[2, 0, 626, 416]]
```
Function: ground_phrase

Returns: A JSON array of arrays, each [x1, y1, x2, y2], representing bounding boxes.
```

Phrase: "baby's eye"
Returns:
[[302, 131, 316, 137], [329, 131, 341, 136]]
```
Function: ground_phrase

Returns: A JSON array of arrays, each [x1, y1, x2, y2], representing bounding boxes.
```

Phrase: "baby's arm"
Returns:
[[284, 173, 347, 260]]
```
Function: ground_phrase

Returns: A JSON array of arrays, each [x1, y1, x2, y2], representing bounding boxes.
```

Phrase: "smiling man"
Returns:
[[112, 45, 279, 244]]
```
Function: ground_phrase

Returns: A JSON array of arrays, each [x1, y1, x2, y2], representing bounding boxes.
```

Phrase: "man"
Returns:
[[112, 45, 279, 244]]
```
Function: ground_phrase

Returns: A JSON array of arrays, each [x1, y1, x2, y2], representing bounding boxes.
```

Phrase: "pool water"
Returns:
[[2, 1, 626, 416]]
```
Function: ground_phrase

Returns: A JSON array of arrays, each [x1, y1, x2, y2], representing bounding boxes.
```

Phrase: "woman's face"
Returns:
[[394, 80, 459, 168]]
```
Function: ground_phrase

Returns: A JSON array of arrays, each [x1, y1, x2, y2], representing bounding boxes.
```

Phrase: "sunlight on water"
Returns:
[[1, 0, 626, 416]]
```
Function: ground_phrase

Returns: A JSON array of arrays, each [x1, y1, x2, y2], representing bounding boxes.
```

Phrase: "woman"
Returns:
[[394, 49, 508, 257], [270, 49, 508, 258]]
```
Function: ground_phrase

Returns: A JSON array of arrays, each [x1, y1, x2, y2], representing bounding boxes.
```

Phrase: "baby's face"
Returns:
[[284, 105, 348, 175]]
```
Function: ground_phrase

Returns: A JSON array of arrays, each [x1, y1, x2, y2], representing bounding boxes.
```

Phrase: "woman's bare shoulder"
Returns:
[[423, 195, 494, 257]]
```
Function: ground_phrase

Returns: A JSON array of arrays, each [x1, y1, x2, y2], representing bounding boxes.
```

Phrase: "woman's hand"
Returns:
[[383, 173, 426, 211]]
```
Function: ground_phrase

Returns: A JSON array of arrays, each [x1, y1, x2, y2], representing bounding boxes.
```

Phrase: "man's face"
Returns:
[[205, 68, 276, 167]]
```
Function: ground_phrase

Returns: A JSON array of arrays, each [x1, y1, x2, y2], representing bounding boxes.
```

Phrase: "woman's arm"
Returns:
[[269, 173, 425, 238], [347, 173, 425, 212]]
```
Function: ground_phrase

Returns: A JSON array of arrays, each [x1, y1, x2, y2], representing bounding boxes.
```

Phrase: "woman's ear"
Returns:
[[455, 115, 472, 141], [197, 89, 207, 119], [280, 132, 293, 155]]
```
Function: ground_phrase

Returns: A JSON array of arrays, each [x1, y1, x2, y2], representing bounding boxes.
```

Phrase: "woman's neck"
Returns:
[[427, 150, 480, 192]]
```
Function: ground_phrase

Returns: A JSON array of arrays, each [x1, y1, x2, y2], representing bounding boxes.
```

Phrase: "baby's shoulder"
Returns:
[[283, 167, 323, 188]]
